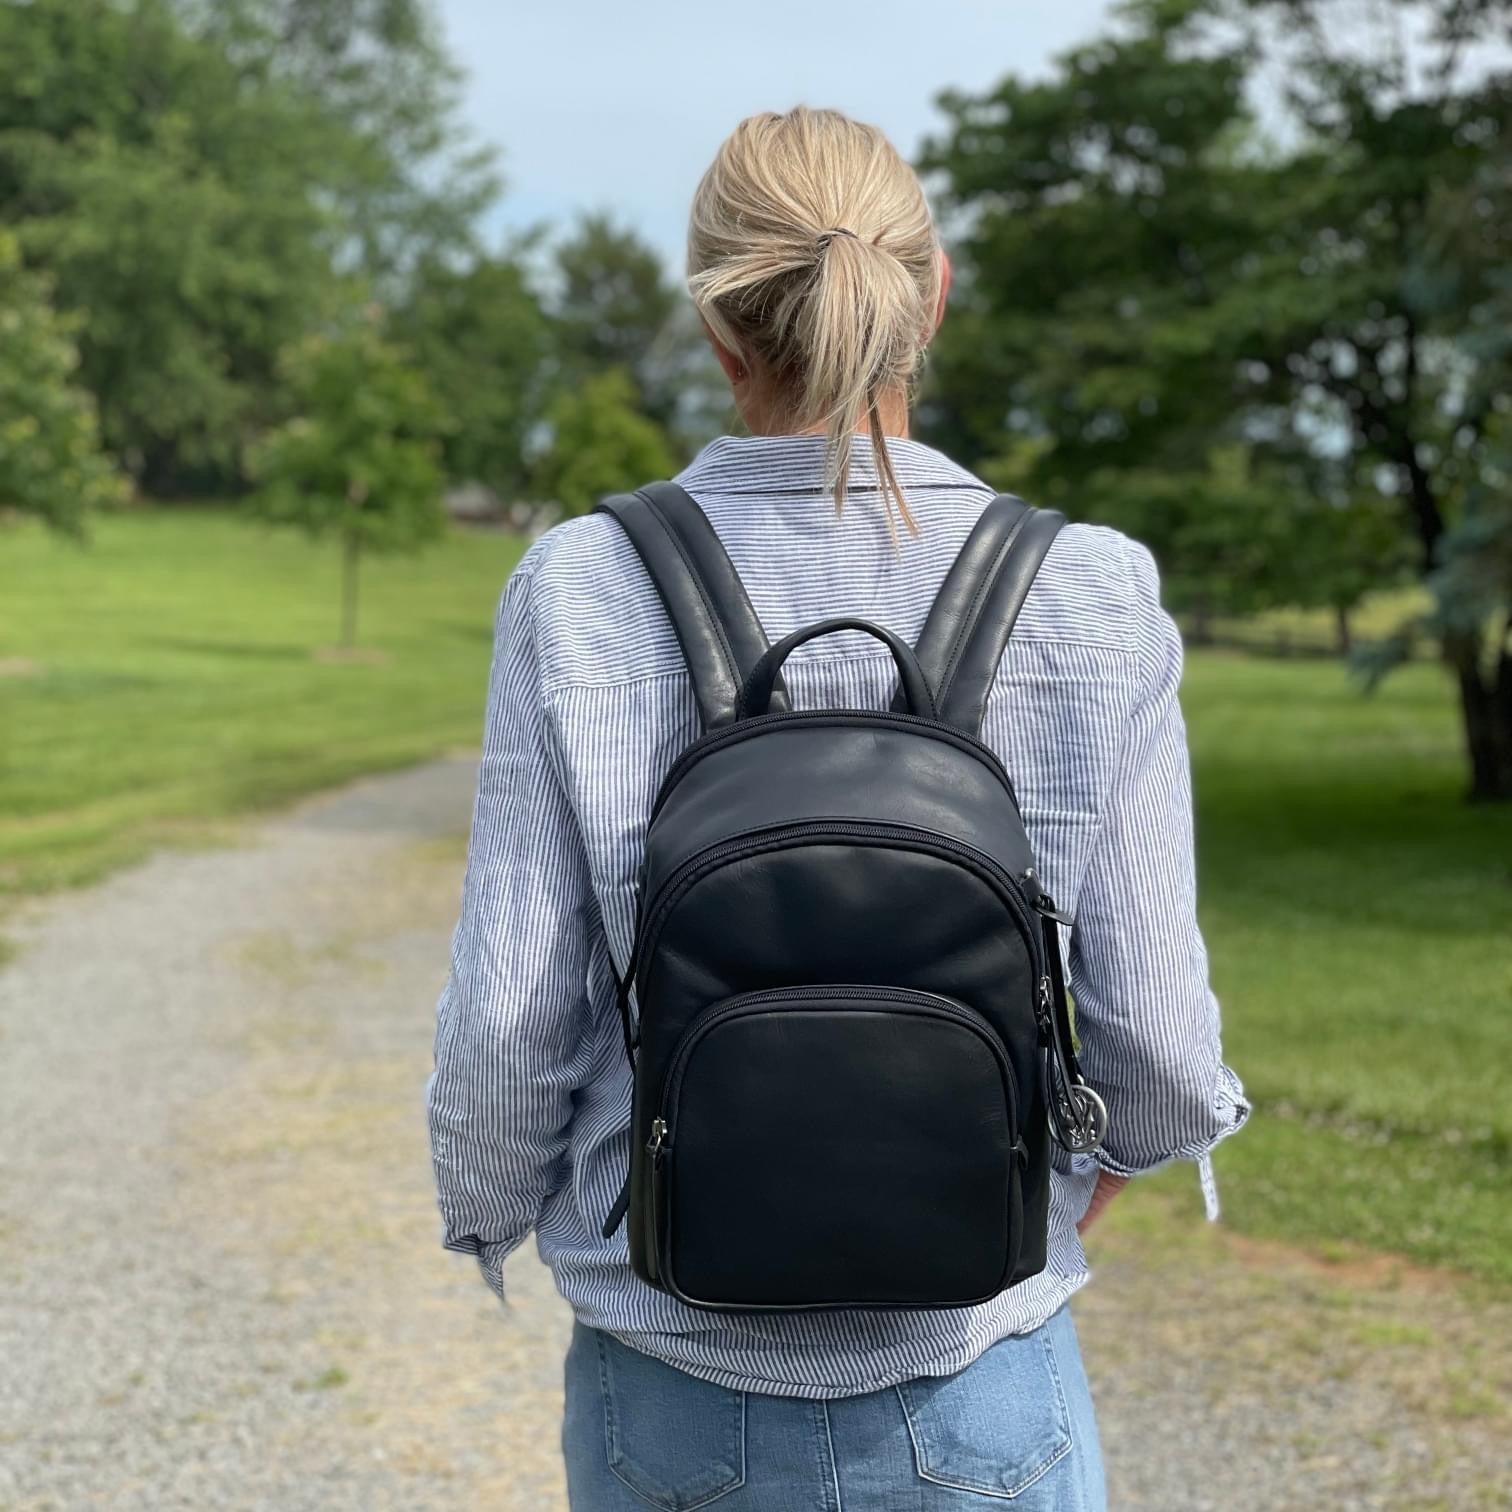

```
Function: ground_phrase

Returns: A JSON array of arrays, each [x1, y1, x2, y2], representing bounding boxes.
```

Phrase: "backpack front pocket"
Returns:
[[650, 985, 1023, 1311]]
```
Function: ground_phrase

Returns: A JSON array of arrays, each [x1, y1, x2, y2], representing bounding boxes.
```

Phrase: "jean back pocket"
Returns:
[[596, 1331, 746, 1510], [896, 1327, 1073, 1499]]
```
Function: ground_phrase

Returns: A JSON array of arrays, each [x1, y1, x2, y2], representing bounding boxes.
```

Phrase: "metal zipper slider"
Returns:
[[647, 1118, 668, 1161], [1022, 868, 1074, 928], [1035, 975, 1053, 1039], [1031, 893, 1075, 928]]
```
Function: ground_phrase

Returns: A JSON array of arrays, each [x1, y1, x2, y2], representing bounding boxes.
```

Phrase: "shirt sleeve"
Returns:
[[1066, 538, 1250, 1206], [425, 555, 596, 1297]]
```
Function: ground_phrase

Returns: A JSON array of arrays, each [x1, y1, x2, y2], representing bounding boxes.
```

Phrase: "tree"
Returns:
[[919, 2, 1261, 491], [921, 0, 1512, 797], [1218, 0, 1512, 796], [184, 0, 499, 282], [392, 251, 555, 497], [0, 0, 348, 491], [1031, 445, 1405, 642], [0, 0, 498, 494], [917, 0, 1369, 627], [1419, 414, 1512, 738], [552, 215, 684, 430], [531, 368, 679, 517], [251, 322, 445, 647], [0, 231, 127, 536]]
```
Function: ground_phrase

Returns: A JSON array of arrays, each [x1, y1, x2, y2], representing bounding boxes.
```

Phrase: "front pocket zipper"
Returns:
[[659, 984, 1018, 1136], [646, 709, 1021, 825]]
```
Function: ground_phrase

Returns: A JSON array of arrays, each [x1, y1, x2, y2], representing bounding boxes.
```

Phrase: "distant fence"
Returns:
[[1183, 622, 1434, 664], [1184, 625, 1347, 660]]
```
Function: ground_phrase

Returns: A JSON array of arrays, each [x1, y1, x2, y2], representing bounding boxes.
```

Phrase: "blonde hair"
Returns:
[[687, 107, 942, 535]]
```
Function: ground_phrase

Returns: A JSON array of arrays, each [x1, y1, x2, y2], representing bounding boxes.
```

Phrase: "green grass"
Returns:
[[1, 509, 1508, 1284], [1185, 652, 1512, 1282], [0, 508, 524, 895]]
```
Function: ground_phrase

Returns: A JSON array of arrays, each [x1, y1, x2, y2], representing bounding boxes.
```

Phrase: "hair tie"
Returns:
[[815, 227, 860, 250]]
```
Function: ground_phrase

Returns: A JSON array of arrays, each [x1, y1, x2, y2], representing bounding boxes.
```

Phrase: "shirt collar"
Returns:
[[676, 432, 986, 497]]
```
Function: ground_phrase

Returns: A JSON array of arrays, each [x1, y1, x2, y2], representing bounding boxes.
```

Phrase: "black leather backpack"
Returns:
[[597, 481, 1107, 1313]]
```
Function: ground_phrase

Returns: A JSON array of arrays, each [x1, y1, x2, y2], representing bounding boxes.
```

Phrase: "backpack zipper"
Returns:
[[633, 819, 1046, 1009], [632, 824, 1088, 1116], [646, 710, 1022, 827]]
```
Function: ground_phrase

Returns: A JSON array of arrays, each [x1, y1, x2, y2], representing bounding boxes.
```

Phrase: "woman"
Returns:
[[428, 107, 1248, 1510]]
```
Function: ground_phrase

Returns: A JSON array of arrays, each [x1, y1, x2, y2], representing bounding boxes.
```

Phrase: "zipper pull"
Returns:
[[1035, 975, 1053, 1042], [1022, 868, 1074, 927], [647, 1117, 669, 1163]]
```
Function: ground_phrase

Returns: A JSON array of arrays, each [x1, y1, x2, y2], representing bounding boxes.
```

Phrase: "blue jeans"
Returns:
[[562, 1307, 1106, 1510]]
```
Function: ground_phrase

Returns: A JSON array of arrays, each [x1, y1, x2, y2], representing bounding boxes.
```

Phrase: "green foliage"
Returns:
[[920, 0, 1258, 486], [0, 231, 126, 533], [251, 322, 445, 643], [922, 0, 1512, 795], [0, 0, 496, 494], [253, 323, 445, 553], [0, 1, 343, 488], [1427, 417, 1512, 646], [918, 0, 1350, 627], [532, 368, 679, 517], [392, 252, 555, 496], [186, 0, 499, 282], [552, 215, 683, 429], [1226, 0, 1512, 795]]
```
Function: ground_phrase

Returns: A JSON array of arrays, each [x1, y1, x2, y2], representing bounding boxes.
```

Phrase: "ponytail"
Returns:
[[687, 108, 941, 536]]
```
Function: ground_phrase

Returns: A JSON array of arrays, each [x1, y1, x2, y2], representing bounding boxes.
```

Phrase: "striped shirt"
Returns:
[[426, 432, 1249, 1398]]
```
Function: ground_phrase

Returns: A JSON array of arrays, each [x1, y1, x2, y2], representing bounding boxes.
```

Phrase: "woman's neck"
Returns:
[[742, 387, 911, 440]]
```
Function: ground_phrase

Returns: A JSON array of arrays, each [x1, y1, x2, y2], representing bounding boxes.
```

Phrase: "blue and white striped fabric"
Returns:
[[426, 432, 1249, 1398]]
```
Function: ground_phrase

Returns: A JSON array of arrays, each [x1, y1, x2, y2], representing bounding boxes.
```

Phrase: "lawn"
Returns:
[[1185, 651, 1512, 1283], [2, 508, 1508, 1283], [0, 508, 524, 894]]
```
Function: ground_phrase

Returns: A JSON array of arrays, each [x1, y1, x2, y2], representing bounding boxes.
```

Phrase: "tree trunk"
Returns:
[[1333, 603, 1352, 657], [1447, 630, 1512, 802], [1187, 596, 1214, 647], [341, 533, 361, 649], [1356, 334, 1509, 798]]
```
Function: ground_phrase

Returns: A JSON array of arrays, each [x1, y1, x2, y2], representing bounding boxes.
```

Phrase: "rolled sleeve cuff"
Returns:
[[477, 1243, 511, 1301], [1093, 1063, 1252, 1220], [439, 1222, 516, 1302]]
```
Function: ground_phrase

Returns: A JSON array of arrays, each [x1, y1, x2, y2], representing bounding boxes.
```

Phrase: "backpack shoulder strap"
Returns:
[[596, 481, 787, 730], [896, 494, 1066, 736]]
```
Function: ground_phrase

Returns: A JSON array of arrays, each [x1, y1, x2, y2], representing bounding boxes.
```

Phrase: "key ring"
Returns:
[[1053, 1082, 1108, 1155]]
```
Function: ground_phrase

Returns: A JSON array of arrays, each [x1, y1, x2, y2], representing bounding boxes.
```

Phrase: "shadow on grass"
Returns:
[[435, 621, 495, 645], [142, 636, 314, 662]]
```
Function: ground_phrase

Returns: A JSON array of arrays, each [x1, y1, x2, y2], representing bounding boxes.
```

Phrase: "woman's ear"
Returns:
[[699, 315, 747, 385], [932, 250, 952, 337]]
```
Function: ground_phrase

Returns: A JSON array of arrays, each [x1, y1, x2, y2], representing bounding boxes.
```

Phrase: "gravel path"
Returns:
[[0, 758, 1506, 1510]]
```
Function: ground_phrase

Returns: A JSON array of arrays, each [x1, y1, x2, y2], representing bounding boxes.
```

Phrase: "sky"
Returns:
[[433, 0, 1118, 272]]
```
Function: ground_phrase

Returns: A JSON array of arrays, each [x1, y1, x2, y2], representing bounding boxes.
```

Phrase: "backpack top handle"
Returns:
[[597, 482, 789, 730], [738, 616, 938, 722], [897, 495, 1066, 737]]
